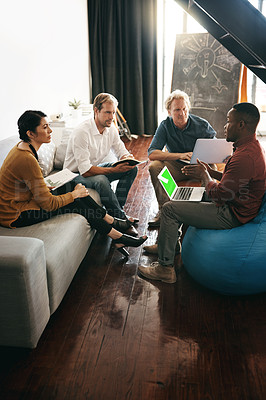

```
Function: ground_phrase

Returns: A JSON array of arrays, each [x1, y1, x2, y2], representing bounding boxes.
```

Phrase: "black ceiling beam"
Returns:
[[175, 0, 266, 83]]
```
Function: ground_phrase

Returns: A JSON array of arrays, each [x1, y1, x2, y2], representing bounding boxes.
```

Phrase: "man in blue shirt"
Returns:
[[147, 90, 216, 229]]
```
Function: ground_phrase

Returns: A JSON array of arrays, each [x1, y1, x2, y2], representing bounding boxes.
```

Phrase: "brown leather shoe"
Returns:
[[143, 241, 181, 255], [126, 224, 138, 237], [143, 244, 158, 254], [148, 211, 161, 228], [138, 262, 176, 283]]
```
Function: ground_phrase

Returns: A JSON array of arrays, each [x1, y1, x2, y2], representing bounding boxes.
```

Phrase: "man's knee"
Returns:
[[94, 175, 111, 188], [79, 174, 111, 190], [149, 160, 164, 178], [161, 201, 182, 220], [73, 175, 90, 188], [161, 201, 172, 216]]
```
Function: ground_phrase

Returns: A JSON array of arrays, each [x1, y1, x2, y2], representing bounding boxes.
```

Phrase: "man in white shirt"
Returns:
[[64, 93, 139, 230]]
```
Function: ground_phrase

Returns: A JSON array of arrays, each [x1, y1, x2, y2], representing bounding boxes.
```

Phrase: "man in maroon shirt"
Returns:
[[139, 103, 266, 283]]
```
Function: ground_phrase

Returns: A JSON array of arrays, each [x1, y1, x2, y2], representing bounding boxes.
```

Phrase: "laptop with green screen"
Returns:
[[157, 166, 205, 201]]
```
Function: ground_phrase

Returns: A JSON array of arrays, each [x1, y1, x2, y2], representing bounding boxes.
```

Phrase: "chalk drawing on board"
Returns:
[[171, 33, 241, 137]]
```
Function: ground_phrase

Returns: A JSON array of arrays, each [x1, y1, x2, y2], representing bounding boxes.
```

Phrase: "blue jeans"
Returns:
[[74, 163, 138, 219]]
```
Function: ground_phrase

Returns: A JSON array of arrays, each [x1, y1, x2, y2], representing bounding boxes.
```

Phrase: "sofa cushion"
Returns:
[[54, 128, 72, 169], [0, 188, 101, 313], [0, 214, 94, 313], [38, 141, 56, 177], [0, 135, 18, 168]]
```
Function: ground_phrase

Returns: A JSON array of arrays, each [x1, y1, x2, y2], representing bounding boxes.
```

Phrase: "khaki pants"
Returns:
[[157, 200, 242, 266]]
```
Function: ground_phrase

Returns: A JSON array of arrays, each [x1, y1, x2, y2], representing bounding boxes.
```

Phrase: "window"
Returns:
[[158, 0, 266, 134], [157, 0, 206, 121]]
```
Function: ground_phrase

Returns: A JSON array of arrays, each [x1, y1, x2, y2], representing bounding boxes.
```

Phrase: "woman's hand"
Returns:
[[72, 183, 89, 199]]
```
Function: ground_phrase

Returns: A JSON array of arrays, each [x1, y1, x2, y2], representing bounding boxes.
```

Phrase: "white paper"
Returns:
[[44, 168, 78, 190]]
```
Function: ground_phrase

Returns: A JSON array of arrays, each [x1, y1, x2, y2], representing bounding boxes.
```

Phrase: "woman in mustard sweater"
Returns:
[[0, 110, 147, 257]]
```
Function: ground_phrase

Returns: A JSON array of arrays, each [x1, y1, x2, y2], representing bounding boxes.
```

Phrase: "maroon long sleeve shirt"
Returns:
[[206, 134, 266, 224]]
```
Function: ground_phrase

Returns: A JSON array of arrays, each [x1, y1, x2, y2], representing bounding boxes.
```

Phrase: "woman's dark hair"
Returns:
[[17, 110, 47, 142]]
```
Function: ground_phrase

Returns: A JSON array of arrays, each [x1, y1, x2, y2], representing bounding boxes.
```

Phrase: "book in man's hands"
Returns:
[[44, 168, 78, 190], [112, 158, 148, 167]]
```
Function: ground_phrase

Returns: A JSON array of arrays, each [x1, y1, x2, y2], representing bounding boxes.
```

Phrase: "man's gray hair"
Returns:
[[165, 89, 191, 111]]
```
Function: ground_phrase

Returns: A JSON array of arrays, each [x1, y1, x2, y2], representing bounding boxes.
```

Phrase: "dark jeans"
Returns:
[[74, 164, 138, 219], [12, 183, 112, 235]]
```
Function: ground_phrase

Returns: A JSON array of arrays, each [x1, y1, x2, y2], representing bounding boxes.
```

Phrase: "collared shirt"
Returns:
[[206, 134, 266, 223], [148, 114, 216, 155], [64, 117, 130, 175]]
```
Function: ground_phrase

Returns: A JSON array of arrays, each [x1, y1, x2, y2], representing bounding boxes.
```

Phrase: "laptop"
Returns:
[[158, 166, 205, 201], [178, 138, 233, 164]]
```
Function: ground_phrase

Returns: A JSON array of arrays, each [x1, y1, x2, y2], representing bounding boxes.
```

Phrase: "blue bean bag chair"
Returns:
[[182, 193, 266, 295]]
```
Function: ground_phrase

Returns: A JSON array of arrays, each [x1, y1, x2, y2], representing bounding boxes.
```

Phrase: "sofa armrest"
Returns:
[[0, 236, 50, 348]]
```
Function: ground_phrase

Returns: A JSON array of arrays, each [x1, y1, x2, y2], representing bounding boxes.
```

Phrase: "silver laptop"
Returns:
[[179, 138, 233, 164], [158, 166, 205, 201]]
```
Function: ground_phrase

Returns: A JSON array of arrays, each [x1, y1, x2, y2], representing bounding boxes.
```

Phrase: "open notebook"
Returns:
[[44, 168, 78, 190], [158, 166, 205, 201]]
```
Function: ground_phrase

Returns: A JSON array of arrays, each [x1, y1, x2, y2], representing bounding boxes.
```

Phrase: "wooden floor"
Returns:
[[1, 136, 266, 400]]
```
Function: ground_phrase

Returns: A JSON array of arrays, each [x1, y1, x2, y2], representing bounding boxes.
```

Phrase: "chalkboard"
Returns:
[[171, 33, 241, 137]]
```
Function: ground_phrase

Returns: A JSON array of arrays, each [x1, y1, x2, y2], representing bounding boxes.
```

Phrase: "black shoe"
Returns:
[[113, 234, 148, 257], [112, 217, 132, 232], [112, 218, 138, 236], [126, 224, 138, 237], [126, 215, 139, 225], [148, 211, 161, 228]]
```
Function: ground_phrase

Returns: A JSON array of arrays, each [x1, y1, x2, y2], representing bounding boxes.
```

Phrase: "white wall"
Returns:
[[0, 0, 90, 139]]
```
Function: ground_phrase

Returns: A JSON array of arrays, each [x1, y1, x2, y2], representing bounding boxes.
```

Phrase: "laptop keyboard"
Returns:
[[173, 187, 193, 201]]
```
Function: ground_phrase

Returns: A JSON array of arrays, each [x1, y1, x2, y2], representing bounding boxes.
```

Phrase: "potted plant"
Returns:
[[68, 98, 82, 121], [68, 98, 81, 109]]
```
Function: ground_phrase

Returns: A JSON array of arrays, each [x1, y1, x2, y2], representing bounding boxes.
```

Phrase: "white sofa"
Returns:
[[0, 133, 114, 348]]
